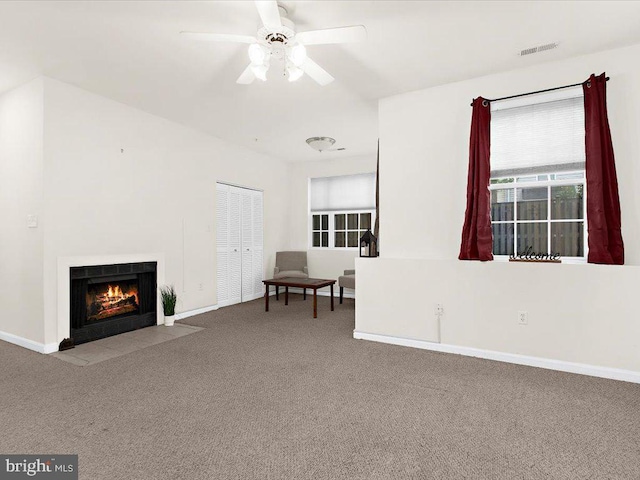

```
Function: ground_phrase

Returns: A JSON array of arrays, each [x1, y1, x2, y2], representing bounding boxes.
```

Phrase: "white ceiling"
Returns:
[[1, 1, 640, 162]]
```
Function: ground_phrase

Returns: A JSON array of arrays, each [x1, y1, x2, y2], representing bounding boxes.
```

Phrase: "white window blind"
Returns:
[[310, 173, 376, 212], [490, 95, 585, 177]]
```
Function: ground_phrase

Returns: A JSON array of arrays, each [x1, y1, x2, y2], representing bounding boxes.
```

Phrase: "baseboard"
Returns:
[[175, 304, 218, 320], [242, 292, 264, 302], [352, 331, 640, 385], [0, 330, 58, 354]]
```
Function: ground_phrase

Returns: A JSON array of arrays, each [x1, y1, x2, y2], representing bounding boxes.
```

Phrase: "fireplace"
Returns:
[[70, 262, 157, 344]]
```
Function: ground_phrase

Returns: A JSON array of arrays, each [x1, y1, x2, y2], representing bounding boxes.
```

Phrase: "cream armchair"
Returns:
[[274, 251, 309, 300], [338, 269, 355, 304]]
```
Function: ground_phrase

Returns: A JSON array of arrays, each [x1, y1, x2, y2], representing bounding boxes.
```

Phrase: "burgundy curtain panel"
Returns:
[[583, 73, 624, 264], [459, 97, 493, 261]]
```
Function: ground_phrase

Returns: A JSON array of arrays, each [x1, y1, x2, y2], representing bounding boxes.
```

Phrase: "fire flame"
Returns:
[[107, 285, 124, 299]]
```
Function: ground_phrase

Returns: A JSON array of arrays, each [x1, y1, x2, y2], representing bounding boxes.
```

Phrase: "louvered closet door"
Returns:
[[239, 188, 264, 301], [241, 190, 254, 301], [216, 184, 230, 306], [217, 184, 242, 307], [227, 189, 242, 305], [252, 190, 264, 297]]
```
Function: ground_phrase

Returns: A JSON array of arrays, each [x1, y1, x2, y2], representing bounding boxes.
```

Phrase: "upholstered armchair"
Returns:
[[273, 251, 309, 300], [338, 269, 355, 304]]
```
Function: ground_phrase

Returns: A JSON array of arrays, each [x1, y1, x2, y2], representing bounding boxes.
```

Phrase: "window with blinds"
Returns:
[[489, 91, 587, 260], [309, 173, 376, 248]]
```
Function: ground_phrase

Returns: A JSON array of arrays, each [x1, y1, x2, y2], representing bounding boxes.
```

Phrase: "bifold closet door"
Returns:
[[216, 185, 229, 306], [241, 191, 254, 301], [217, 183, 263, 307], [241, 188, 264, 301], [251, 191, 264, 297], [216, 183, 242, 307]]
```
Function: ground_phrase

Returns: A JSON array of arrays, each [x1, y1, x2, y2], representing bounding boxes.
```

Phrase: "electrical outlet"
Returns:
[[518, 311, 528, 325], [434, 304, 444, 316]]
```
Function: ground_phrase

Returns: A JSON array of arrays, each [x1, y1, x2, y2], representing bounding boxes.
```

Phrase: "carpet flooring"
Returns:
[[1, 294, 639, 479]]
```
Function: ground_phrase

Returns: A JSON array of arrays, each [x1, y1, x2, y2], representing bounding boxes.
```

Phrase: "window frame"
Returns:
[[309, 209, 376, 250], [489, 171, 588, 263]]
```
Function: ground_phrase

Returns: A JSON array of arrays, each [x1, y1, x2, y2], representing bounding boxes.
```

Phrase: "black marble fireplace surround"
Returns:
[[70, 262, 157, 345]]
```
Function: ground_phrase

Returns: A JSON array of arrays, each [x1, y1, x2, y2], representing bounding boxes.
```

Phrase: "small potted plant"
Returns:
[[160, 285, 177, 326]]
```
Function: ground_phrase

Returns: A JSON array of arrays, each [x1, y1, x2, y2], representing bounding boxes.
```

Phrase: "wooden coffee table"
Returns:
[[263, 277, 336, 318]]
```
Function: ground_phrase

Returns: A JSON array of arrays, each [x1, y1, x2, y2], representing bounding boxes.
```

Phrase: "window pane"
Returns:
[[491, 189, 514, 221], [347, 213, 358, 230], [490, 178, 514, 184], [360, 213, 371, 230], [335, 214, 345, 231], [321, 232, 328, 247], [517, 223, 548, 254], [516, 175, 537, 183], [517, 187, 547, 221], [312, 215, 320, 231], [335, 231, 345, 248], [492, 223, 514, 256], [321, 215, 328, 231], [551, 185, 583, 219], [551, 222, 584, 257], [312, 232, 320, 247], [347, 231, 359, 247], [556, 172, 584, 180]]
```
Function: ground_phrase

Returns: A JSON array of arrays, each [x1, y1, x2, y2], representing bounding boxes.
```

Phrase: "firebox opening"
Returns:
[[71, 262, 157, 345], [86, 279, 139, 323]]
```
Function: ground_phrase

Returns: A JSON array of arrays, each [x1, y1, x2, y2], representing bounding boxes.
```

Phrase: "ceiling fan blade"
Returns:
[[180, 32, 256, 44], [237, 64, 256, 84], [296, 25, 367, 45], [254, 0, 282, 30], [301, 57, 334, 86]]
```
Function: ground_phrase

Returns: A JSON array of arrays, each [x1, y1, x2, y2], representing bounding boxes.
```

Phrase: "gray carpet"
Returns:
[[1, 294, 639, 479]]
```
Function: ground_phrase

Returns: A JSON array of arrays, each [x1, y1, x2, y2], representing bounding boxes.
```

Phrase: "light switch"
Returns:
[[27, 215, 38, 228]]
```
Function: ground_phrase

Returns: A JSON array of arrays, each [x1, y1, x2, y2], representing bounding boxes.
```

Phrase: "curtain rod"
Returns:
[[470, 77, 610, 106]]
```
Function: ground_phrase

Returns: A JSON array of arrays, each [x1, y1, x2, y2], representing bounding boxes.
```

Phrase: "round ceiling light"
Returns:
[[306, 137, 336, 152]]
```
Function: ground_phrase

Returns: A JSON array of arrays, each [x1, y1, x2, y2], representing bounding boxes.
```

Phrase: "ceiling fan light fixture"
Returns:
[[248, 43, 267, 65], [183, 1, 367, 86], [306, 136, 336, 152], [251, 64, 269, 81], [289, 43, 307, 67], [287, 65, 304, 82]]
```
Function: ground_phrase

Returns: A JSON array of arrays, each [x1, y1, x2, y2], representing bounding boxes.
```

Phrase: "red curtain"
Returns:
[[459, 97, 493, 261], [583, 73, 624, 264]]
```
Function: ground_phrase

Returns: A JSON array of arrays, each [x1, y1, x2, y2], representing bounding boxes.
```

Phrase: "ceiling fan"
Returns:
[[181, 0, 366, 86]]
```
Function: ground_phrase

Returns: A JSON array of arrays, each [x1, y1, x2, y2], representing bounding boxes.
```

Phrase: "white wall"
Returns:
[[288, 154, 377, 282], [41, 78, 290, 345], [357, 43, 640, 375], [0, 78, 44, 344]]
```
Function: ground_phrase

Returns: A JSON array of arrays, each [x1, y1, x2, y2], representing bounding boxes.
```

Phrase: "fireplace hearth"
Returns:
[[71, 262, 157, 344]]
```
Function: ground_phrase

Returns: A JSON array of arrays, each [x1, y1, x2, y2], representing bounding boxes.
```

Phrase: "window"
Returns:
[[309, 173, 375, 249], [490, 173, 585, 258], [311, 213, 329, 247], [490, 91, 586, 259]]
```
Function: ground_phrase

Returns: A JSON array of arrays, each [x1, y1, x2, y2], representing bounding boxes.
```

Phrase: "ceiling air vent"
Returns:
[[519, 42, 558, 56]]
